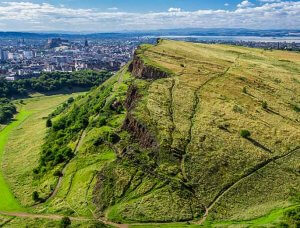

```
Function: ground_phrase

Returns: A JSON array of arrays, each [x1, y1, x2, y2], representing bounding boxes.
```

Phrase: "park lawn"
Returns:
[[2, 93, 84, 208]]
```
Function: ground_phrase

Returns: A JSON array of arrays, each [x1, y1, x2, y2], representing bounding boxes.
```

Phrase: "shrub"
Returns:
[[108, 133, 120, 144], [46, 119, 52, 128], [93, 137, 104, 146], [242, 87, 247, 94], [293, 104, 300, 112], [240, 130, 251, 138], [262, 101, 268, 109], [60, 217, 71, 228], [98, 116, 107, 127], [32, 191, 40, 202], [53, 170, 63, 177], [67, 97, 74, 104], [283, 206, 300, 227]]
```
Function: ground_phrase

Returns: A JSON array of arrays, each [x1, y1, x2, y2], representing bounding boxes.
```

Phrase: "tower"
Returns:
[[84, 39, 89, 47]]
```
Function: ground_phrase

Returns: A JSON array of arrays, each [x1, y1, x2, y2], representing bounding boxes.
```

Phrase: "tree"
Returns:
[[67, 97, 74, 104], [262, 101, 268, 110], [32, 191, 40, 202], [60, 217, 71, 228], [240, 130, 251, 138], [53, 170, 63, 177], [46, 119, 52, 128]]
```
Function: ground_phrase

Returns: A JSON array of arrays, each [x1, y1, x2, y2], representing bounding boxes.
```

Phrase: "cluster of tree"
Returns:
[[0, 70, 112, 124], [0, 98, 17, 124], [35, 82, 123, 174], [0, 70, 112, 98]]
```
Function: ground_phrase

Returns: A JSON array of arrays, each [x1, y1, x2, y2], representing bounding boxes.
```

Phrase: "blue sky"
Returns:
[[1, 0, 245, 11], [0, 0, 299, 31]]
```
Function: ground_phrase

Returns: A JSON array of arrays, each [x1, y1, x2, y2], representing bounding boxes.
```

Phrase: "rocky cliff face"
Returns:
[[122, 84, 157, 148], [128, 52, 170, 79], [122, 113, 157, 148]]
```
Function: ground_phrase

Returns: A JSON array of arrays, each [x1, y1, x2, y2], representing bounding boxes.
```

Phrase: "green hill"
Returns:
[[35, 40, 299, 226]]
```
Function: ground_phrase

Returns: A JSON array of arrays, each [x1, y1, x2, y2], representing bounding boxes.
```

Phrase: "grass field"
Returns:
[[1, 93, 83, 209], [0, 110, 31, 211]]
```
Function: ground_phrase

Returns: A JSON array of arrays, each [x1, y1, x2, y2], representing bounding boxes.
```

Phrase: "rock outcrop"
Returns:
[[122, 84, 157, 148], [128, 52, 171, 79], [122, 113, 157, 148]]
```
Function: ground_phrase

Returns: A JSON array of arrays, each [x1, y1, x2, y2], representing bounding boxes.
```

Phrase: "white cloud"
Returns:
[[259, 0, 281, 2], [224, 3, 229, 6], [107, 7, 118, 11], [0, 1, 298, 31], [168, 7, 181, 12], [237, 0, 254, 8]]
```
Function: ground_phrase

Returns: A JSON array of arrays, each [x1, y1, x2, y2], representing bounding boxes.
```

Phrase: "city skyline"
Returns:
[[0, 0, 299, 32]]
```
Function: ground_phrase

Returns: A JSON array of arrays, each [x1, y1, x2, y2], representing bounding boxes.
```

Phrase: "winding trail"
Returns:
[[0, 211, 91, 222], [0, 211, 129, 228], [197, 146, 300, 225]]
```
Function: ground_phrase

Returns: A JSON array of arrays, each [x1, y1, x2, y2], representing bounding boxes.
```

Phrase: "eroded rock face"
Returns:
[[124, 85, 139, 111], [122, 113, 157, 148], [129, 52, 170, 79], [122, 85, 157, 148]]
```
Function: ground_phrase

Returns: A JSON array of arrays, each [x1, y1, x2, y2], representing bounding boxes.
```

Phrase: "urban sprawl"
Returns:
[[0, 36, 299, 81]]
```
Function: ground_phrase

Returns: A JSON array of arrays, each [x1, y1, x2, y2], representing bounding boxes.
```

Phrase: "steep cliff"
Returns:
[[128, 52, 171, 79]]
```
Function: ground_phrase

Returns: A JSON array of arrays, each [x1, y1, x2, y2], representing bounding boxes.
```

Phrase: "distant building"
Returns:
[[46, 38, 69, 49], [2, 51, 9, 61], [5, 76, 15, 81], [84, 39, 89, 47], [23, 51, 33, 59]]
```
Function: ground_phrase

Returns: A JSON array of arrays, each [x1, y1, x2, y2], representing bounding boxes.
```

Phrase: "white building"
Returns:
[[23, 51, 33, 59]]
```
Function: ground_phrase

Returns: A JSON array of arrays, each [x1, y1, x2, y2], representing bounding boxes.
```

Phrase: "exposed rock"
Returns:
[[122, 113, 157, 148], [123, 84, 157, 148], [129, 52, 171, 79], [124, 85, 140, 110]]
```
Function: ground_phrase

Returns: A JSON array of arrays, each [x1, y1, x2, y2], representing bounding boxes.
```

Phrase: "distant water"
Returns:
[[153, 35, 300, 43]]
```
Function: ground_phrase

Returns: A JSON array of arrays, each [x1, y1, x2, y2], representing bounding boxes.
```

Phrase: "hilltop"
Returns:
[[92, 39, 300, 224], [3, 39, 299, 227]]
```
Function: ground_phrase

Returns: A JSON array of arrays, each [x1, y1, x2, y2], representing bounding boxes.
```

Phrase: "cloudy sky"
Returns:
[[0, 0, 299, 32]]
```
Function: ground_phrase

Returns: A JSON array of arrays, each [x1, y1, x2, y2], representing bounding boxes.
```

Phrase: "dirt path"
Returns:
[[0, 211, 129, 228], [0, 211, 91, 222], [197, 146, 300, 225]]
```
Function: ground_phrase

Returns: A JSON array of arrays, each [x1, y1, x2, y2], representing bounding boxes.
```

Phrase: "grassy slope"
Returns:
[[0, 110, 31, 211], [2, 93, 83, 208], [97, 40, 299, 224], [33, 68, 132, 217]]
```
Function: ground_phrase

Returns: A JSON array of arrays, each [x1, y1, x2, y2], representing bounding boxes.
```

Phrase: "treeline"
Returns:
[[0, 70, 113, 124], [0, 98, 17, 124], [0, 70, 113, 98]]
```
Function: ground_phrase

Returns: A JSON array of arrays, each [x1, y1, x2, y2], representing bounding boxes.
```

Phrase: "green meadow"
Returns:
[[0, 110, 30, 212]]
